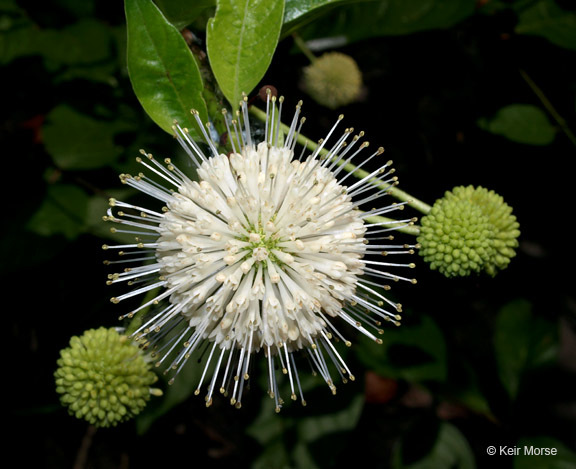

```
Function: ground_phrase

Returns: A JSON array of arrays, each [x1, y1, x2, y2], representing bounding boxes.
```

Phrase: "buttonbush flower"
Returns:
[[418, 185, 520, 277], [103, 90, 416, 411], [54, 327, 159, 427]]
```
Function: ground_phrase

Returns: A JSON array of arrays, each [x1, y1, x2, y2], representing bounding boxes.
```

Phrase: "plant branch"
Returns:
[[249, 105, 432, 217], [520, 69, 576, 148], [292, 33, 317, 64]]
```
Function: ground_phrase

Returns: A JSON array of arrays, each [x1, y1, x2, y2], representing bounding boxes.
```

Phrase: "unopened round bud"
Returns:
[[302, 52, 363, 109], [54, 327, 158, 427], [418, 185, 520, 278]]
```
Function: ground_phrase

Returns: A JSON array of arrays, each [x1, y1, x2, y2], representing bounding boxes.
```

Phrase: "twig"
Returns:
[[73, 424, 97, 469], [520, 68, 576, 148]]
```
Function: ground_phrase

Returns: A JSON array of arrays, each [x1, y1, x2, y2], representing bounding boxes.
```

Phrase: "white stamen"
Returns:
[[104, 94, 415, 409]]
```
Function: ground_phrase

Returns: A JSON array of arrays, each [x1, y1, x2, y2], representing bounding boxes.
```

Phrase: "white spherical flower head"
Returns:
[[103, 90, 417, 411]]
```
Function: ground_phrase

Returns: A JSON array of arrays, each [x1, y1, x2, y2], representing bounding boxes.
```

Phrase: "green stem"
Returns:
[[249, 105, 432, 218], [520, 69, 576, 148], [292, 33, 317, 64]]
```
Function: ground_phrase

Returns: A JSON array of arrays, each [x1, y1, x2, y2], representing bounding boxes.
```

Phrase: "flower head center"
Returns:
[[248, 230, 281, 263]]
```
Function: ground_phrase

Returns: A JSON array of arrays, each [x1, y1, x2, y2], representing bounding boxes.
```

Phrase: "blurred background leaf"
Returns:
[[396, 422, 476, 469], [0, 17, 112, 65], [27, 183, 89, 240], [515, 0, 576, 51], [494, 299, 559, 400], [248, 383, 364, 469], [515, 436, 576, 468], [477, 104, 557, 146], [136, 348, 205, 435], [356, 314, 448, 384], [298, 0, 475, 44], [43, 104, 132, 169]]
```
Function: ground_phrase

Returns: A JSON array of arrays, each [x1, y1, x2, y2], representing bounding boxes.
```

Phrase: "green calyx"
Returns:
[[302, 52, 363, 110], [417, 185, 520, 278], [54, 327, 159, 427]]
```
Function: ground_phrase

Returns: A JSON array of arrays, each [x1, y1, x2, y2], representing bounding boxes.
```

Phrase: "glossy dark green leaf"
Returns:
[[206, 0, 285, 109], [27, 184, 89, 240], [43, 105, 131, 170], [299, 0, 475, 44], [515, 0, 576, 51], [478, 104, 556, 145], [494, 299, 558, 400], [125, 0, 208, 135], [154, 0, 215, 30], [282, 0, 349, 37]]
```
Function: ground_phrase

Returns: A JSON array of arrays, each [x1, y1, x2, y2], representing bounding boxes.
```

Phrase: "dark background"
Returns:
[[3, 0, 575, 467]]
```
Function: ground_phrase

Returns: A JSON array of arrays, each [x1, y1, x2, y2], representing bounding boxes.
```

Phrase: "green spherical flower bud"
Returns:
[[417, 185, 520, 278], [54, 327, 159, 427], [302, 52, 363, 109]]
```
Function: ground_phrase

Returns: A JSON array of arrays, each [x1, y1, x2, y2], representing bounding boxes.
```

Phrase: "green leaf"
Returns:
[[206, 0, 285, 109], [86, 188, 137, 242], [299, 0, 475, 44], [40, 19, 112, 65], [515, 436, 576, 469], [401, 422, 476, 469], [440, 361, 495, 420], [356, 314, 448, 383], [0, 15, 112, 66], [248, 391, 364, 469], [52, 0, 96, 18], [0, 1, 41, 65], [515, 0, 576, 51], [282, 0, 349, 37], [154, 0, 215, 30], [135, 341, 205, 434], [478, 104, 557, 145], [27, 184, 89, 240], [125, 0, 208, 135], [43, 105, 130, 170], [494, 299, 558, 400]]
